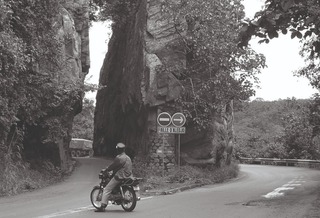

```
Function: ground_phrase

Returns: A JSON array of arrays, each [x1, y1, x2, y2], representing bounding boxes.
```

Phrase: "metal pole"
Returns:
[[178, 134, 181, 168], [162, 134, 165, 177]]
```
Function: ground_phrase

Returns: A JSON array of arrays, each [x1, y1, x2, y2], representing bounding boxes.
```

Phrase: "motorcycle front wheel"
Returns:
[[121, 186, 137, 212], [90, 186, 107, 209]]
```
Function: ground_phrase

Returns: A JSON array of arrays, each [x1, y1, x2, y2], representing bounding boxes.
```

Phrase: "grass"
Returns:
[[0, 157, 71, 197], [132, 157, 240, 193]]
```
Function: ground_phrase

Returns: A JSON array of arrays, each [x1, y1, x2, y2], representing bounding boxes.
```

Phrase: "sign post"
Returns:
[[171, 113, 186, 168], [157, 112, 172, 176], [157, 112, 186, 170]]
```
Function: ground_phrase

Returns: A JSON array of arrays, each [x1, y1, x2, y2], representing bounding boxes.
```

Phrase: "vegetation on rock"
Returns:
[[92, 0, 266, 130], [161, 0, 266, 129], [0, 0, 85, 196]]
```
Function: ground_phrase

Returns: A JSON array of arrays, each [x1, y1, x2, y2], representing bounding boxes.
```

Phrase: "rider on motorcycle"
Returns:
[[96, 142, 133, 212]]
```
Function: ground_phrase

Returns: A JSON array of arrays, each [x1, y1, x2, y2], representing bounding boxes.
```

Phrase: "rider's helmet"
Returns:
[[116, 143, 125, 154]]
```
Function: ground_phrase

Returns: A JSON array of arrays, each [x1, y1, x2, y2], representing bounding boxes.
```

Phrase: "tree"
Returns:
[[238, 0, 320, 89], [72, 98, 95, 140], [90, 0, 138, 27], [1, 0, 63, 161], [160, 0, 266, 129], [281, 110, 314, 159], [309, 94, 320, 136], [308, 94, 320, 156]]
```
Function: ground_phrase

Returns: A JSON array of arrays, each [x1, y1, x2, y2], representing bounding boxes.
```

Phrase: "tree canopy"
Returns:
[[238, 0, 320, 89]]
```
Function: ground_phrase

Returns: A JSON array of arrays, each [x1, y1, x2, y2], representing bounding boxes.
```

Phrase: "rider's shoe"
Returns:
[[95, 204, 107, 212], [95, 207, 105, 212]]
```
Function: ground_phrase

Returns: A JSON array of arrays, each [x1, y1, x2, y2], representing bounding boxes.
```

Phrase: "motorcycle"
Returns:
[[90, 170, 142, 212]]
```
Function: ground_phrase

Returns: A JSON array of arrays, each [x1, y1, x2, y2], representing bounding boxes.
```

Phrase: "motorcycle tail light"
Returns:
[[134, 186, 141, 201]]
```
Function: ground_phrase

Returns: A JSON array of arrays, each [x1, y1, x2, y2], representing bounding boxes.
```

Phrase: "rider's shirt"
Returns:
[[107, 152, 133, 181]]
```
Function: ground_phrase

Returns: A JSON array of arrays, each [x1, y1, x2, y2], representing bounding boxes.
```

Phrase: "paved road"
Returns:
[[0, 158, 319, 218]]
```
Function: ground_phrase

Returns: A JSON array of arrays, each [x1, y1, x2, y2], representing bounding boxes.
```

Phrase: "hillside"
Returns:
[[233, 98, 320, 159]]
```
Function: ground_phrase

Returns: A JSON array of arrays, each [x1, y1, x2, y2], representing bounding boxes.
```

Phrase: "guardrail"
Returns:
[[239, 157, 320, 168]]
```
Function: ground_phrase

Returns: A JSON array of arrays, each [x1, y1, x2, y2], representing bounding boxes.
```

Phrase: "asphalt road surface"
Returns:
[[0, 157, 319, 218]]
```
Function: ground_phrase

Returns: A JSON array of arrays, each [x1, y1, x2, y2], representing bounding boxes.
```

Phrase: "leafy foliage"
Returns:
[[91, 0, 138, 28], [161, 0, 266, 130], [0, 0, 83, 195], [235, 0, 320, 157], [309, 93, 320, 136], [0, 0, 66, 137], [238, 0, 320, 89], [281, 109, 314, 159], [72, 98, 95, 140]]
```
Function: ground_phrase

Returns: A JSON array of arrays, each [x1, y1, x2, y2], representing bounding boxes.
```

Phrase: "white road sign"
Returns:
[[158, 127, 186, 134], [171, 112, 186, 127], [157, 112, 172, 127]]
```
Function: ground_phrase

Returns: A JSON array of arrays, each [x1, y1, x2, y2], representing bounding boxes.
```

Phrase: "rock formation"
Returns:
[[94, 0, 234, 167], [22, 0, 90, 171]]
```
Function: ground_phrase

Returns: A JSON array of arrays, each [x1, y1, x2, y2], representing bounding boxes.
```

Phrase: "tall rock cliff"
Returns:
[[94, 0, 233, 167], [22, 0, 90, 171]]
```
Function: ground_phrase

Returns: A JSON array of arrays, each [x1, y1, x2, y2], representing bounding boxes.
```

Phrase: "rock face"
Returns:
[[180, 102, 234, 167], [94, 0, 183, 161], [94, 0, 233, 167], [23, 0, 90, 171]]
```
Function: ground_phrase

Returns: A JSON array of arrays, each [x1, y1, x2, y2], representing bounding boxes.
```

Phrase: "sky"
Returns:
[[85, 21, 110, 101], [85, 0, 318, 102]]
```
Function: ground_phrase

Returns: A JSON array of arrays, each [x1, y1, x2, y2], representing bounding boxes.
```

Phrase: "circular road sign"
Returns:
[[172, 112, 186, 127], [157, 112, 172, 127]]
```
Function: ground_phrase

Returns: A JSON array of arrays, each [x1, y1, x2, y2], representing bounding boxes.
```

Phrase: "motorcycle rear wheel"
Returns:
[[90, 186, 107, 209], [121, 186, 137, 212]]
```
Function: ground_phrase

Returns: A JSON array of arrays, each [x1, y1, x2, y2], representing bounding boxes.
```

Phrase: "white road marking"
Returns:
[[36, 196, 153, 218], [141, 196, 153, 200], [283, 183, 301, 187], [263, 177, 305, 199], [36, 206, 93, 218], [263, 187, 295, 199]]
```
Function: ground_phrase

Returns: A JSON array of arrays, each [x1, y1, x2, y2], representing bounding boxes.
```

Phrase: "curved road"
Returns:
[[0, 157, 319, 218]]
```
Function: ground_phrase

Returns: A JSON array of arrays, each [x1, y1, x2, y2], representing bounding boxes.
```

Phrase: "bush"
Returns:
[[132, 157, 240, 192], [0, 157, 63, 197]]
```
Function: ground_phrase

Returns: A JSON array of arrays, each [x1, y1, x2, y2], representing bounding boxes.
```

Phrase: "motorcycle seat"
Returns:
[[121, 177, 143, 186]]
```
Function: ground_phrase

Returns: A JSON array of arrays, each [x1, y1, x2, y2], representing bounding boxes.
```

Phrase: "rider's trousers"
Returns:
[[101, 177, 120, 205]]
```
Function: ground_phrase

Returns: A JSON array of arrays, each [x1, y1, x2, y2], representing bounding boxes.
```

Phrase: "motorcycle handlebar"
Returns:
[[99, 169, 113, 178]]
